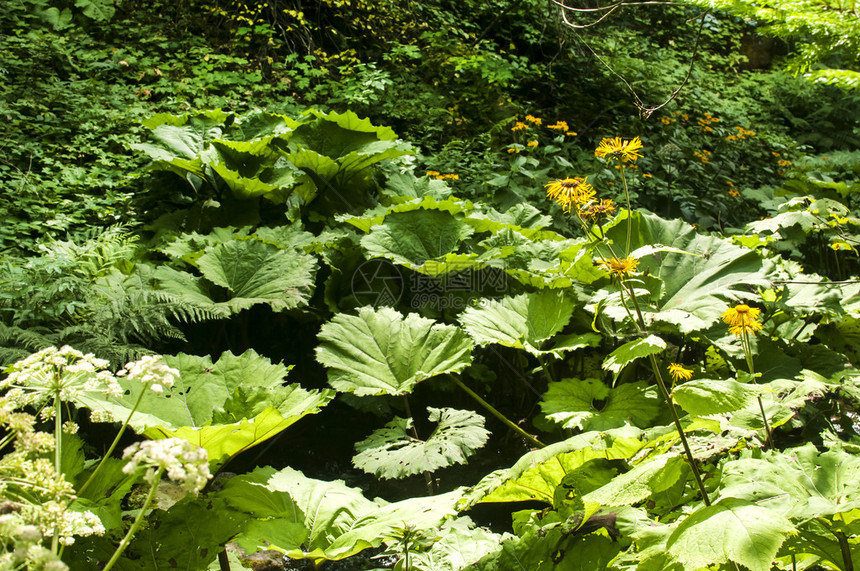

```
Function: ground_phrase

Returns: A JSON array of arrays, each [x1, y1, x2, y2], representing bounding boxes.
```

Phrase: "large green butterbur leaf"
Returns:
[[459, 290, 599, 356], [221, 466, 461, 562], [353, 407, 490, 479], [286, 109, 411, 211], [460, 429, 643, 507], [540, 378, 660, 430], [155, 228, 318, 315], [602, 211, 776, 333], [583, 455, 689, 507], [361, 209, 475, 273], [343, 196, 584, 282], [666, 499, 794, 571], [602, 334, 666, 375], [315, 306, 473, 396], [672, 379, 758, 416], [77, 350, 334, 467], [133, 109, 409, 214], [720, 443, 860, 523]]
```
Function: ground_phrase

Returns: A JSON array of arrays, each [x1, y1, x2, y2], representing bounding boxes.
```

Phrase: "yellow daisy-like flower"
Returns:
[[426, 170, 440, 177], [548, 120, 569, 131], [722, 304, 764, 337], [525, 114, 542, 125], [545, 177, 596, 213], [594, 136, 643, 163], [579, 198, 617, 220], [527, 141, 539, 148], [596, 256, 639, 278], [668, 363, 693, 382], [511, 121, 529, 132]]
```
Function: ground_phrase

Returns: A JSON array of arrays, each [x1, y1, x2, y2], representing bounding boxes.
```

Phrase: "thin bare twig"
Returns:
[[556, 0, 711, 117]]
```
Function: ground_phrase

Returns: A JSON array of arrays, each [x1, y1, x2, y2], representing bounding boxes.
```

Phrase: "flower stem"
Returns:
[[52, 395, 62, 555], [620, 168, 632, 256], [648, 353, 711, 506], [448, 375, 545, 449], [402, 395, 435, 495], [78, 386, 148, 497], [103, 467, 164, 571], [623, 285, 710, 505], [741, 332, 774, 450]]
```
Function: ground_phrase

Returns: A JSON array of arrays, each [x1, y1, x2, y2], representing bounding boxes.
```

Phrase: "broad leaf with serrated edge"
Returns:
[[459, 428, 643, 507], [603, 335, 666, 375], [353, 407, 489, 479], [602, 211, 776, 333], [315, 306, 473, 396], [77, 350, 333, 467], [666, 498, 794, 571], [196, 238, 317, 312], [459, 290, 585, 356], [583, 455, 688, 507], [541, 378, 660, 430], [361, 209, 474, 272], [222, 466, 461, 562], [672, 379, 758, 416]]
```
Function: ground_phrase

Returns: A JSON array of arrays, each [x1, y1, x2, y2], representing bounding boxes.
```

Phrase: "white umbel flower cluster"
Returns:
[[116, 355, 179, 394], [2, 346, 121, 412], [122, 439, 211, 494]]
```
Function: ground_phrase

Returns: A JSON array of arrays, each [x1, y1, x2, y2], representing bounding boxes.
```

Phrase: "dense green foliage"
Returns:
[[2, 0, 860, 570]]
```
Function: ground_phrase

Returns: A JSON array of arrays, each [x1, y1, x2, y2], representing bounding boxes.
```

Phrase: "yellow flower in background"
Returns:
[[722, 304, 764, 337], [545, 177, 595, 213], [525, 114, 542, 125], [595, 136, 643, 163], [507, 147, 520, 153], [597, 256, 639, 278], [511, 121, 529, 132], [778, 159, 792, 167], [668, 363, 693, 382], [548, 120, 569, 131], [426, 170, 440, 177], [566, 131, 577, 136], [527, 141, 539, 148]]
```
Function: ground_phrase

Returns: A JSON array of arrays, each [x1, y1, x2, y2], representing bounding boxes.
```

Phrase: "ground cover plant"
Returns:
[[2, 0, 860, 570]]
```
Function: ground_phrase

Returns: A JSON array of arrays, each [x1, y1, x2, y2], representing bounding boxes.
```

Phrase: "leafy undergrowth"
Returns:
[[2, 1, 860, 570], [1, 105, 859, 571]]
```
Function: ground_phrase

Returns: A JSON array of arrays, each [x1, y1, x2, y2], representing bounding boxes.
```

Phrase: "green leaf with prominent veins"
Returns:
[[603, 335, 666, 375], [195, 239, 317, 313], [458, 290, 579, 355], [720, 443, 860, 523], [77, 350, 334, 467], [361, 209, 474, 270], [666, 498, 795, 571], [460, 429, 644, 507], [583, 455, 688, 507], [353, 407, 490, 479], [223, 466, 461, 562], [316, 307, 472, 396], [602, 211, 775, 333], [672, 379, 758, 416], [316, 306, 473, 396], [541, 378, 660, 430]]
